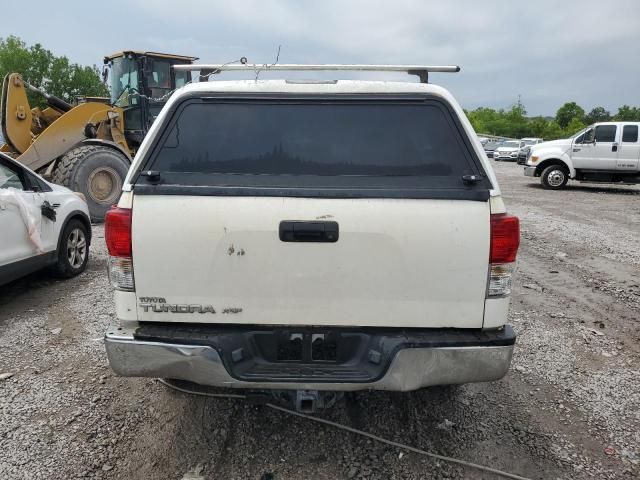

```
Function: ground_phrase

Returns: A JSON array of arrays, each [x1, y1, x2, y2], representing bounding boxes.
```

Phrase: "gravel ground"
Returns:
[[1, 161, 639, 480]]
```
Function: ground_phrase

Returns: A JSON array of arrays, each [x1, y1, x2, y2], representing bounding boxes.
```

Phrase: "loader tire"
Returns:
[[52, 146, 129, 221]]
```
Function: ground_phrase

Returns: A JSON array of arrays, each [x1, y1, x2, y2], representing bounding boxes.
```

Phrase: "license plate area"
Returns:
[[273, 332, 339, 362], [245, 328, 376, 382]]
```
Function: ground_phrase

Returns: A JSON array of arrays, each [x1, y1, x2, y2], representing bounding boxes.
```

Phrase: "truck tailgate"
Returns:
[[132, 195, 489, 328]]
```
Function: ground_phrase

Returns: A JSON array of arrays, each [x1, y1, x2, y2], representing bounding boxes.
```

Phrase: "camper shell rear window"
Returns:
[[135, 94, 491, 200]]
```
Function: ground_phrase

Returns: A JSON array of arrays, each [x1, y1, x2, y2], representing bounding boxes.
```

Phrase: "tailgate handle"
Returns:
[[279, 221, 339, 243]]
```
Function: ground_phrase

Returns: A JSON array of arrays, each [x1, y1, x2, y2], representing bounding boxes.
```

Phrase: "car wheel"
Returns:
[[54, 219, 89, 278], [540, 164, 569, 189]]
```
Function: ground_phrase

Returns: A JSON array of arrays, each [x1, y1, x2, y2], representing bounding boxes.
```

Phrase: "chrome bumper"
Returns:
[[524, 166, 537, 177], [105, 325, 514, 392]]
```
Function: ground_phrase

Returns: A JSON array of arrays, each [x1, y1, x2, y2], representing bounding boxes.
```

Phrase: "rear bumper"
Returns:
[[105, 324, 515, 391], [524, 166, 537, 177]]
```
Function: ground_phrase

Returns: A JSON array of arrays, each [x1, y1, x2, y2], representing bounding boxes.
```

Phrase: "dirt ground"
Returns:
[[1, 160, 639, 480]]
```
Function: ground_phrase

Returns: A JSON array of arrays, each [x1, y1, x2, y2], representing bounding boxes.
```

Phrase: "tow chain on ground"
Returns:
[[158, 379, 533, 480]]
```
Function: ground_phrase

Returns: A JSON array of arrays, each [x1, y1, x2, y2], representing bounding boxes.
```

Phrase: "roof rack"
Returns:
[[172, 63, 461, 83]]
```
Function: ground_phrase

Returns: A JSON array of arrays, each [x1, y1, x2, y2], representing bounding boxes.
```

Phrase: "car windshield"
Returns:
[[503, 141, 520, 148], [522, 139, 537, 146]]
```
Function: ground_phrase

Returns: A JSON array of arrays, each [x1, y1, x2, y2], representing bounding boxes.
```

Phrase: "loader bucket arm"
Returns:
[[14, 102, 127, 172], [1, 73, 34, 153], [2, 73, 127, 172]]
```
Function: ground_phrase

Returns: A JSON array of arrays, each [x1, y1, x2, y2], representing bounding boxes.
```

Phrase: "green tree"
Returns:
[[0, 35, 107, 107], [555, 102, 585, 129], [528, 116, 549, 138], [504, 99, 529, 138], [467, 100, 639, 142], [613, 105, 640, 121], [584, 106, 610, 124], [467, 107, 501, 134], [542, 121, 564, 140], [467, 102, 529, 138], [564, 117, 587, 137]]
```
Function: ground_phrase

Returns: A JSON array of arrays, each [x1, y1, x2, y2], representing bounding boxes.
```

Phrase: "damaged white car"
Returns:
[[0, 152, 91, 286]]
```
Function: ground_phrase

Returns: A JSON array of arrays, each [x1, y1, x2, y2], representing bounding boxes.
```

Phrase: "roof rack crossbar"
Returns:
[[172, 64, 461, 83]]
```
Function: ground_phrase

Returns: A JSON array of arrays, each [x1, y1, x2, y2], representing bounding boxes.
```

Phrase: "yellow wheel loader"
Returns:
[[0, 51, 197, 220]]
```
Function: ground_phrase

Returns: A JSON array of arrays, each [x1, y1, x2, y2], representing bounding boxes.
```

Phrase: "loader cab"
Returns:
[[104, 51, 197, 148]]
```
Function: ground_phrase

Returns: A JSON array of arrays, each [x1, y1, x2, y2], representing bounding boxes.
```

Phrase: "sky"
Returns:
[[2, 0, 639, 116]]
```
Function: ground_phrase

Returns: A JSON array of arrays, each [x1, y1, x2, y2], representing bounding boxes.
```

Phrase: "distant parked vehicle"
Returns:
[[517, 147, 530, 165], [0, 152, 91, 286], [521, 137, 544, 146], [484, 140, 505, 158], [494, 140, 524, 161], [517, 139, 543, 165], [524, 122, 640, 188]]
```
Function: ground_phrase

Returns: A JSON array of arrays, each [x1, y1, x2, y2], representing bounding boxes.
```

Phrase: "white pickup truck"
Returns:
[[103, 64, 520, 412], [524, 122, 640, 189]]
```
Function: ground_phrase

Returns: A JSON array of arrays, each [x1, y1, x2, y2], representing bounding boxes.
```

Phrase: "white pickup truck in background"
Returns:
[[103, 65, 520, 412], [524, 122, 640, 189]]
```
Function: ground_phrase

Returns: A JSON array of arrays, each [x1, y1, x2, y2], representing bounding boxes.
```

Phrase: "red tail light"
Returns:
[[105, 207, 132, 258], [490, 213, 520, 264]]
